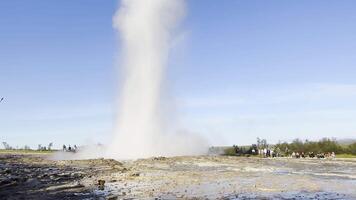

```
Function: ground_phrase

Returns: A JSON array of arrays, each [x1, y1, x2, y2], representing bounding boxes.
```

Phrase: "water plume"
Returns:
[[106, 0, 208, 159]]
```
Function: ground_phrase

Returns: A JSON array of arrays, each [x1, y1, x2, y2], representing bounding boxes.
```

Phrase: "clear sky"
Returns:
[[1, 0, 356, 149]]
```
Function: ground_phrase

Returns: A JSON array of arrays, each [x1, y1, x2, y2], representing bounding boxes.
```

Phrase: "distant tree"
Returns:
[[224, 147, 238, 156], [2, 142, 8, 149], [290, 139, 304, 152], [256, 137, 268, 149], [275, 141, 290, 155], [347, 142, 356, 154], [274, 138, 350, 155], [24, 145, 31, 150], [2, 142, 12, 150], [48, 142, 53, 151], [256, 137, 261, 149], [261, 139, 268, 149], [38, 144, 42, 151]]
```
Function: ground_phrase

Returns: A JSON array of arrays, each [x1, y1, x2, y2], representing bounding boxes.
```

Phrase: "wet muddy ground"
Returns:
[[1, 152, 355, 199]]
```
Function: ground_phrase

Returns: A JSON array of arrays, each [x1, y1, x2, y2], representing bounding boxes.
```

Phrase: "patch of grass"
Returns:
[[336, 154, 356, 158]]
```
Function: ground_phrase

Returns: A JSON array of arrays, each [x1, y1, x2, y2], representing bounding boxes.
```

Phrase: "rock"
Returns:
[[98, 180, 106, 185], [55, 177, 63, 181], [0, 178, 12, 186], [9, 175, 21, 182], [113, 165, 123, 170], [26, 178, 41, 187], [46, 183, 85, 191], [131, 172, 140, 177], [57, 172, 71, 177], [120, 168, 128, 173], [50, 176, 62, 182], [107, 194, 119, 200], [0, 180, 17, 188], [71, 172, 85, 178], [153, 157, 167, 161], [98, 180, 105, 190], [4, 168, 11, 174]]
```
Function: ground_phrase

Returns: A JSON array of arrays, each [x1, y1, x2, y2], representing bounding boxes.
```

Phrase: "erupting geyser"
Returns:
[[106, 0, 208, 159]]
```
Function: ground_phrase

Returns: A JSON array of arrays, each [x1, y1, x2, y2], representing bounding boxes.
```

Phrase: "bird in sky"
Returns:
[[0, 97, 4, 103]]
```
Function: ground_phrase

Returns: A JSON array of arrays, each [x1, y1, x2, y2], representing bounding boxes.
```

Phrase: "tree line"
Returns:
[[275, 138, 356, 155], [2, 142, 53, 151], [224, 137, 356, 156]]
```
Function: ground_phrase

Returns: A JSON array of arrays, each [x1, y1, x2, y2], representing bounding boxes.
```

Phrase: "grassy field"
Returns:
[[336, 153, 356, 158]]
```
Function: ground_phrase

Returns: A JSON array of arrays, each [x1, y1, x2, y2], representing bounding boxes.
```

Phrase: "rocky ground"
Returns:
[[0, 152, 355, 200], [0, 152, 125, 199]]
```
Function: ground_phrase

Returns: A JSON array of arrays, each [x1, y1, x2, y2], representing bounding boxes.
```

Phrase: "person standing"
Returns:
[[263, 148, 267, 158]]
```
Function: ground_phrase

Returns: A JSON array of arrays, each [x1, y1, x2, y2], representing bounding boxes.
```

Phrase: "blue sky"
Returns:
[[1, 0, 356, 149]]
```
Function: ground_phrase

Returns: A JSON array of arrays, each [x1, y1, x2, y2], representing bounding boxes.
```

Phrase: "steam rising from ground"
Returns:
[[104, 0, 207, 159]]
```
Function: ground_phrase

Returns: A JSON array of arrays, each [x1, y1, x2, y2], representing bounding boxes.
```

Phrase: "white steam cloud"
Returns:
[[105, 0, 208, 159]]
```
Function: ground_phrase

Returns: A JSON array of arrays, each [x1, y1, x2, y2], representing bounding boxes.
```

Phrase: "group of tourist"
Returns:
[[291, 151, 336, 159], [258, 148, 280, 158], [257, 148, 336, 159], [224, 144, 340, 159], [62, 144, 78, 152]]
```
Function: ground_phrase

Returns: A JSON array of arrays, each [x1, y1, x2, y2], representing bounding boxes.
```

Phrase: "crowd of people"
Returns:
[[62, 144, 78, 153], [258, 147, 336, 159], [258, 148, 279, 157], [229, 144, 337, 159], [291, 151, 336, 159]]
